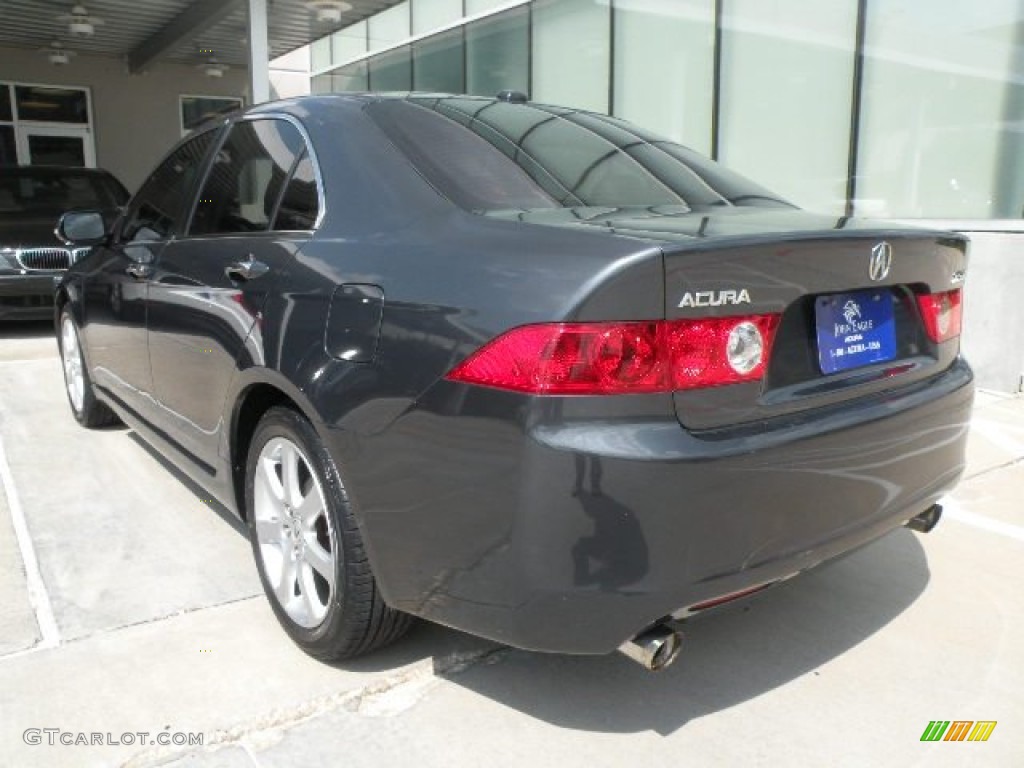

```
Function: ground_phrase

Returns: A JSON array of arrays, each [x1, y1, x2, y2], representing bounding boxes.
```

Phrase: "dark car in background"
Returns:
[[53, 94, 971, 670], [0, 165, 128, 321]]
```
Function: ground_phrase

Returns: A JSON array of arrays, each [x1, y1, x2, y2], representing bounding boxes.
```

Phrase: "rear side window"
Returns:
[[122, 130, 217, 242], [273, 153, 319, 230], [189, 118, 310, 236], [367, 98, 793, 214]]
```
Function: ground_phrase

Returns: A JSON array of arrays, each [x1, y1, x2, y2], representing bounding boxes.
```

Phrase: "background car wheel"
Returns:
[[245, 406, 413, 660], [59, 309, 120, 428]]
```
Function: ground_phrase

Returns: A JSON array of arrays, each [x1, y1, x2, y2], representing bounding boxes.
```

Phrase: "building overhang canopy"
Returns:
[[0, 0, 401, 73]]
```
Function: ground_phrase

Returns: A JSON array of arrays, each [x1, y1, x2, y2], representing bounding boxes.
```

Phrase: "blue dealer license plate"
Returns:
[[815, 289, 896, 375]]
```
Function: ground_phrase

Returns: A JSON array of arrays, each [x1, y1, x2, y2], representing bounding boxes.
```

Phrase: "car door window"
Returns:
[[189, 119, 307, 236], [273, 152, 319, 230], [121, 130, 218, 243]]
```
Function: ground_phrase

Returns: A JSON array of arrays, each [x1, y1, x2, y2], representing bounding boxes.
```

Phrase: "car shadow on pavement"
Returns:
[[125, 431, 248, 538], [0, 319, 54, 339], [444, 528, 930, 736]]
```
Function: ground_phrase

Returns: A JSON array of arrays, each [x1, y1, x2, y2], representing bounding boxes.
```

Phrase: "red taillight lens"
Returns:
[[667, 315, 780, 390], [446, 315, 781, 395], [916, 289, 962, 343]]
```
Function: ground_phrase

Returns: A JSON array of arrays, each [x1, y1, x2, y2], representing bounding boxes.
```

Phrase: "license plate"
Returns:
[[815, 289, 896, 375]]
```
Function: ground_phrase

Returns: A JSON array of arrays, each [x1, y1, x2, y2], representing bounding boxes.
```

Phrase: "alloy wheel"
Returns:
[[252, 436, 336, 628]]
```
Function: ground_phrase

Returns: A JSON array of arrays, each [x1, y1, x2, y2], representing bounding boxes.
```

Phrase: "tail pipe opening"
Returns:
[[906, 503, 942, 533], [618, 625, 683, 671]]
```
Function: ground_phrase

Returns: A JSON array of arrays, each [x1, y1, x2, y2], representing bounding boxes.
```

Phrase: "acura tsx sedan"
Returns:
[[53, 93, 971, 670]]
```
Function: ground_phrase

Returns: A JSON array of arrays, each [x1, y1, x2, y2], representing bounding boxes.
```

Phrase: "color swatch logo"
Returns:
[[920, 721, 997, 742]]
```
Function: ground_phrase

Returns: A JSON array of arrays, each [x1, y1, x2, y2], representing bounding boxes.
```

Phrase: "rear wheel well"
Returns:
[[232, 384, 300, 519]]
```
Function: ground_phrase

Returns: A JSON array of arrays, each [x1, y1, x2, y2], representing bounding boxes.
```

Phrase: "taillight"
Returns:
[[446, 314, 781, 395], [916, 289, 962, 343], [667, 315, 779, 390]]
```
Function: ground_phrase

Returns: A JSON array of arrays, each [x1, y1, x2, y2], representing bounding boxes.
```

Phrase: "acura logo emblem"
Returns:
[[869, 241, 892, 282]]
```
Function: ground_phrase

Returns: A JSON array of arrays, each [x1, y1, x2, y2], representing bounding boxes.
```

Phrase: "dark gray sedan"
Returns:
[[53, 94, 971, 670]]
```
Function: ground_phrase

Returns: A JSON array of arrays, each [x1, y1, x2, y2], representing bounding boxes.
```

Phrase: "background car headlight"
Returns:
[[0, 249, 19, 271]]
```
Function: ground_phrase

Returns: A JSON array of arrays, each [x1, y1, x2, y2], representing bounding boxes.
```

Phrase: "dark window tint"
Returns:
[[190, 119, 305, 236], [15, 86, 88, 123], [123, 130, 218, 242], [273, 153, 319, 230], [0, 85, 12, 122], [0, 169, 125, 214], [27, 135, 85, 167], [368, 98, 793, 213], [0, 126, 15, 166]]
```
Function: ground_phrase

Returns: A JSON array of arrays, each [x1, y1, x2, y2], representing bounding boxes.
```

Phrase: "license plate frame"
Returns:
[[815, 289, 897, 375]]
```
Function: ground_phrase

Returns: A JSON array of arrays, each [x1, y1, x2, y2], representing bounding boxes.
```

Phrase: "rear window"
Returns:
[[0, 170, 127, 215], [366, 97, 792, 214]]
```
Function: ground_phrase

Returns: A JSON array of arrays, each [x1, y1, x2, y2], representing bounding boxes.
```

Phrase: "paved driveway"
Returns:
[[1, 320, 1021, 767]]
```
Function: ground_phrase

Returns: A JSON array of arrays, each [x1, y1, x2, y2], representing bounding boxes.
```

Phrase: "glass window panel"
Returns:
[[413, 28, 465, 93], [857, 1, 1024, 219], [0, 126, 16, 165], [718, 0, 857, 214], [311, 36, 332, 71], [15, 86, 88, 123], [191, 119, 306, 236], [613, 0, 714, 154], [311, 74, 333, 94], [180, 96, 242, 132], [466, 7, 529, 98], [532, 0, 610, 112], [466, 0, 507, 14], [0, 168, 123, 213], [369, 1, 411, 53], [413, 0, 463, 35], [274, 153, 319, 230], [27, 135, 85, 167], [367, 99, 788, 212], [0, 85, 12, 122], [369, 46, 413, 91], [332, 20, 367, 64], [331, 62, 369, 92], [123, 130, 218, 242]]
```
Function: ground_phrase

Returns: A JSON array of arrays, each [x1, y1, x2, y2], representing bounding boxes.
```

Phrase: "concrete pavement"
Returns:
[[1, 320, 1021, 767]]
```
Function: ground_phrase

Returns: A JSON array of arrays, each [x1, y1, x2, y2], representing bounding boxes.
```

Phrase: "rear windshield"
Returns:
[[0, 170, 128, 215], [366, 97, 792, 214]]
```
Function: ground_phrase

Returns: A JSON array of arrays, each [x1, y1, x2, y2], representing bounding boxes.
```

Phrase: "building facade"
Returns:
[[310, 0, 1024, 224]]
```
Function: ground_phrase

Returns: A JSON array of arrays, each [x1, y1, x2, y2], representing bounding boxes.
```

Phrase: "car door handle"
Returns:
[[225, 256, 270, 282], [125, 263, 153, 279]]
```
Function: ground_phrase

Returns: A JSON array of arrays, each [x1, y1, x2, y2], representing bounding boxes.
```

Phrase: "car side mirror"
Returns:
[[56, 210, 108, 246]]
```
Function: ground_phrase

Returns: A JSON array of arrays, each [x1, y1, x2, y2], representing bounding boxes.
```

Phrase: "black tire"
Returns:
[[245, 406, 413, 660], [58, 308, 120, 428]]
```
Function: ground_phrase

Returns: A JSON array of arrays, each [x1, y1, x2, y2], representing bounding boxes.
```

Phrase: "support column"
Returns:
[[247, 0, 271, 104]]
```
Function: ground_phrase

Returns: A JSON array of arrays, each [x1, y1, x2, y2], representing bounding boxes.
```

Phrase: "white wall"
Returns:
[[0, 46, 247, 191]]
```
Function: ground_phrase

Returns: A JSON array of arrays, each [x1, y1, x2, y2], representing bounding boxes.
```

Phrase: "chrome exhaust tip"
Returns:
[[906, 503, 943, 534], [618, 625, 683, 671]]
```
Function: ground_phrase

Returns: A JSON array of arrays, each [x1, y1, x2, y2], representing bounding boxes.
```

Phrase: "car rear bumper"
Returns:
[[0, 274, 58, 321], [335, 357, 973, 655]]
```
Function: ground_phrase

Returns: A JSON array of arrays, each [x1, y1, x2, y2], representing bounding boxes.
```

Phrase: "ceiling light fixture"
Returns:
[[198, 58, 230, 78], [56, 5, 106, 38], [304, 1, 352, 24], [39, 41, 78, 66]]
